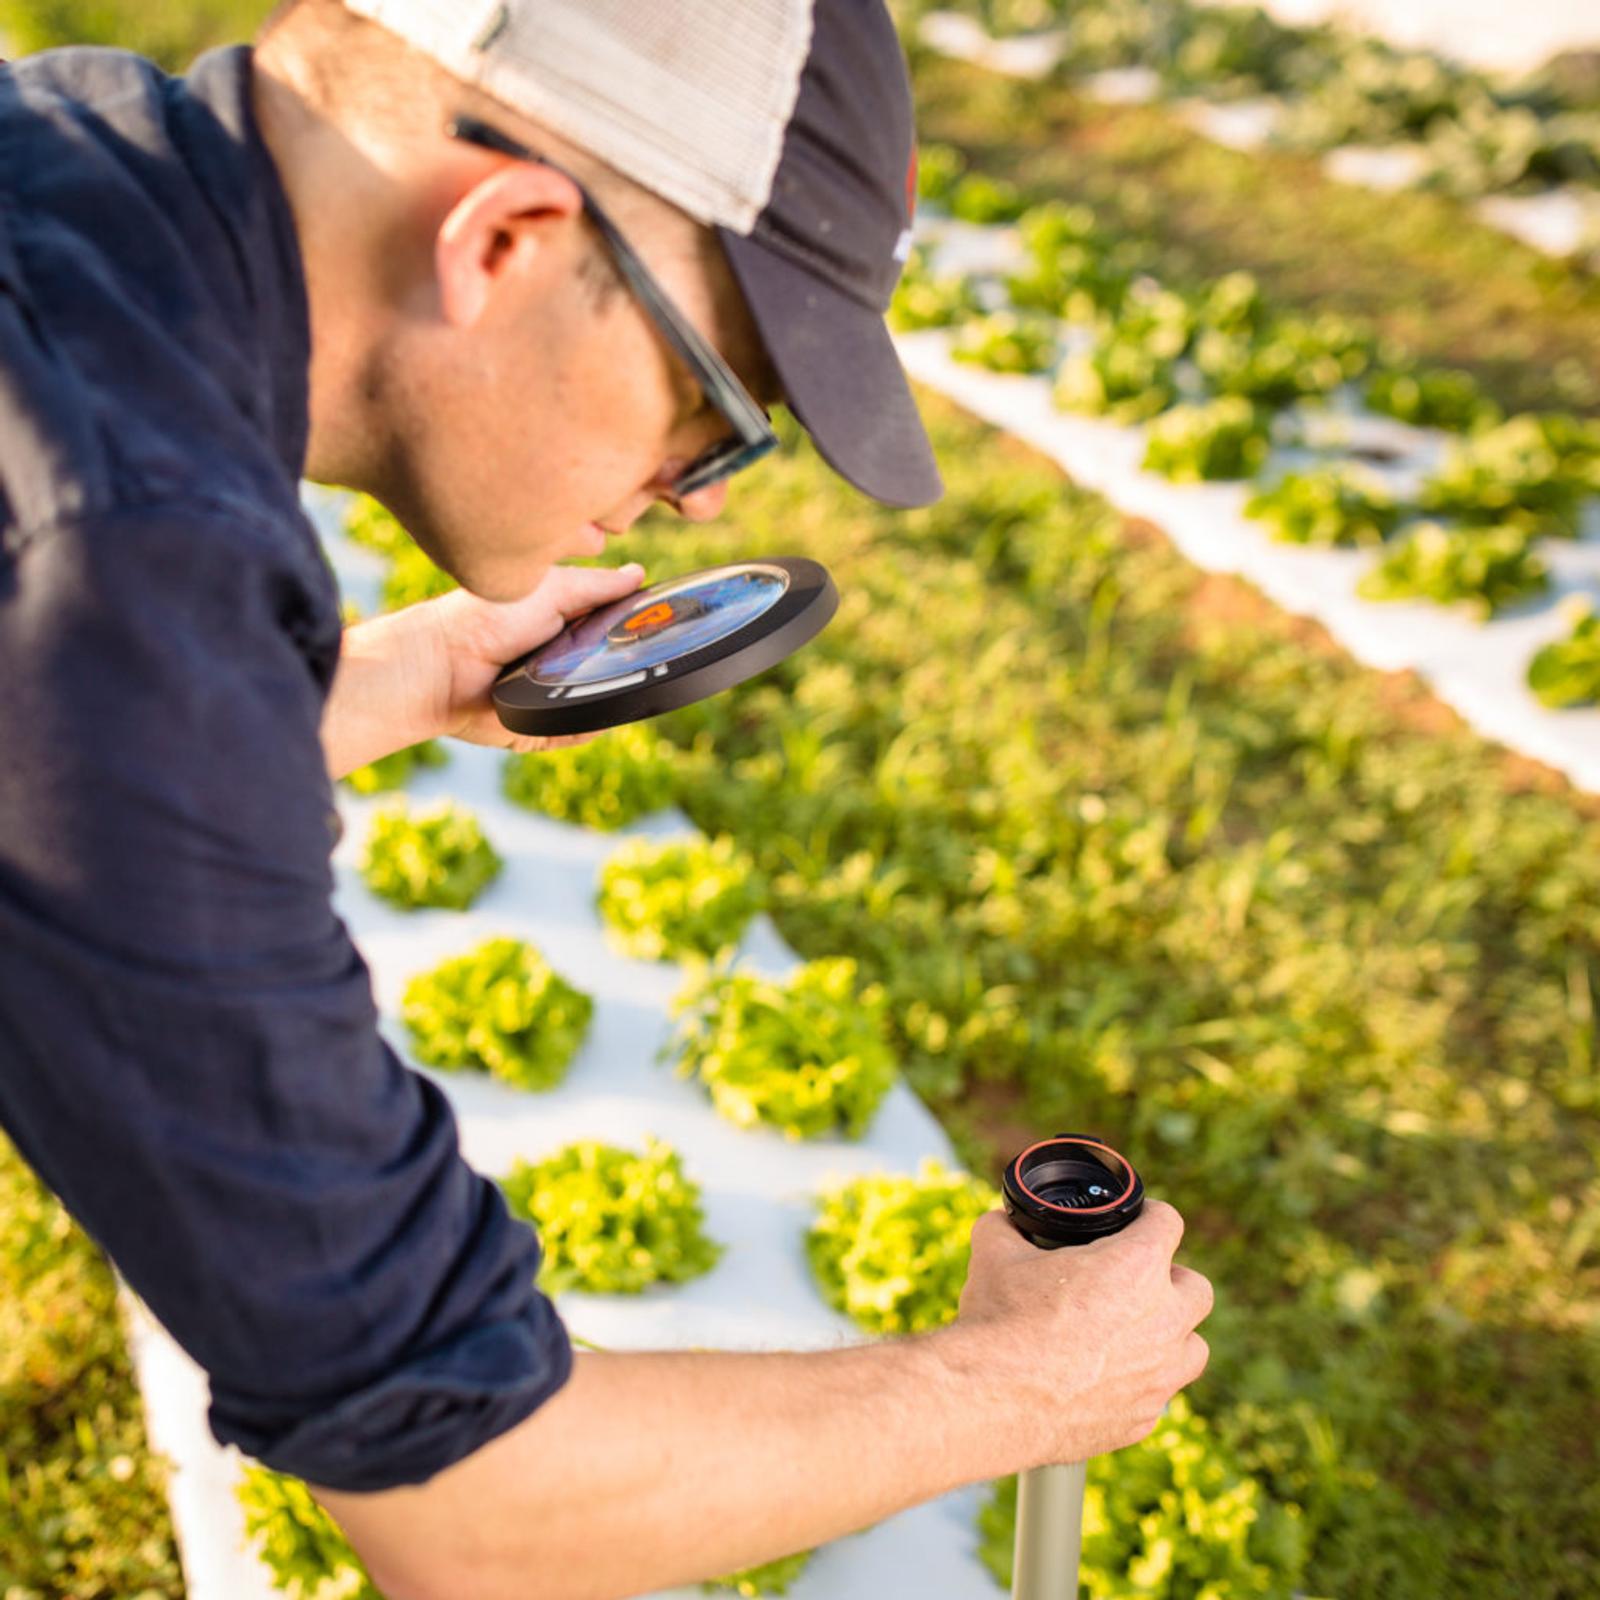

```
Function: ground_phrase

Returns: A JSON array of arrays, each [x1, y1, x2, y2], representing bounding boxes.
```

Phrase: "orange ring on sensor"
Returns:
[[1013, 1137, 1137, 1215]]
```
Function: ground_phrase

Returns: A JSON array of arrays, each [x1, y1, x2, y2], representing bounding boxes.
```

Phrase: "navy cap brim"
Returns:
[[719, 228, 944, 511]]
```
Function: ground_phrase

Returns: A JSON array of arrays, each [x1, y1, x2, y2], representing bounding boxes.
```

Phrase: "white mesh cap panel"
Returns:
[[342, 0, 813, 232]]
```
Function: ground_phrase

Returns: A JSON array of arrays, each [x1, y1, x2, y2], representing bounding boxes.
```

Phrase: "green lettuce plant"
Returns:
[[1276, 40, 1477, 151], [1107, 284, 1196, 362], [499, 1137, 723, 1295], [806, 1160, 999, 1337], [888, 250, 984, 332], [503, 722, 679, 829], [1192, 315, 1366, 408], [1528, 411, 1600, 481], [402, 937, 593, 1092], [1244, 466, 1403, 547], [1006, 244, 1130, 322], [1003, 202, 1133, 321], [976, 1398, 1309, 1597], [948, 172, 1028, 225], [1420, 100, 1600, 200], [1364, 367, 1501, 432], [342, 740, 449, 796], [1193, 270, 1272, 339], [1527, 601, 1600, 708], [703, 1551, 814, 1596], [1055, 333, 1178, 422], [951, 312, 1059, 375], [668, 958, 897, 1140], [1161, 4, 1304, 98], [916, 142, 967, 205], [597, 834, 764, 961], [1016, 198, 1105, 260], [343, 495, 415, 560], [1356, 521, 1549, 617], [1417, 417, 1591, 538], [1143, 398, 1273, 482], [238, 1466, 382, 1600], [359, 800, 503, 911], [381, 542, 458, 611]]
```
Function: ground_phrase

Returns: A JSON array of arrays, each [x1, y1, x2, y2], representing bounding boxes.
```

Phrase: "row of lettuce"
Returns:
[[900, 0, 1600, 209], [312, 445, 1600, 1597], [241, 624, 1318, 1594], [551, 397, 1598, 1596], [895, 185, 1600, 701]]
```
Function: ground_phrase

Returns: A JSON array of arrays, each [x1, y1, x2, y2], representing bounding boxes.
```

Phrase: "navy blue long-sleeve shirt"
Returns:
[[0, 43, 572, 1492]]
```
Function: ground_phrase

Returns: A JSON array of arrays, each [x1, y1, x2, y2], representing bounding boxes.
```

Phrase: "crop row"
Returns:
[[249, 672, 1318, 1595], [893, 189, 1600, 692], [238, 896, 1311, 1598], [901, 0, 1600, 210], [323, 391, 1600, 1600]]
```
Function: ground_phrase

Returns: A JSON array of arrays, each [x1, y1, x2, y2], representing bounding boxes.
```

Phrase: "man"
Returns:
[[0, 2, 1213, 1596]]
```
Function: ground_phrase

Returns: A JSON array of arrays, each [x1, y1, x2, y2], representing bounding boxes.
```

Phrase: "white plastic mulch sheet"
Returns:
[[903, 219, 1600, 795], [1194, 0, 1600, 79], [122, 498, 1003, 1600], [914, 10, 1600, 263]]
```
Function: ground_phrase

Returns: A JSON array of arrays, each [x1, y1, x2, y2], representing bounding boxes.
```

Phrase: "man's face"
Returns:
[[369, 196, 776, 603]]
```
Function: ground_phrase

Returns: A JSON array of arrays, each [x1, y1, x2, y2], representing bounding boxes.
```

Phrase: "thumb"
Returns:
[[968, 1207, 1034, 1260], [543, 561, 647, 620]]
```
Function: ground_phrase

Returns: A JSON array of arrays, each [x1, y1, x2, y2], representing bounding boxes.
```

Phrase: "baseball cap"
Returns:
[[339, 0, 944, 509]]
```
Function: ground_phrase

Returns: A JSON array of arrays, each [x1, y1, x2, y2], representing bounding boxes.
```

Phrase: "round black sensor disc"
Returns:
[[493, 557, 839, 736]]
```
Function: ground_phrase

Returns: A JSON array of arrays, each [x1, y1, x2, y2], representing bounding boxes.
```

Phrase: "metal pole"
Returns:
[[1012, 1460, 1086, 1599], [1000, 1134, 1144, 1600]]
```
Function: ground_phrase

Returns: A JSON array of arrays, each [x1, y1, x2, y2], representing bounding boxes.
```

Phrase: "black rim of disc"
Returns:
[[492, 557, 838, 736]]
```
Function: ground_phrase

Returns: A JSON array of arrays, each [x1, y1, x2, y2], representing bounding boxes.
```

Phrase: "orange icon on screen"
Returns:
[[625, 602, 676, 635]]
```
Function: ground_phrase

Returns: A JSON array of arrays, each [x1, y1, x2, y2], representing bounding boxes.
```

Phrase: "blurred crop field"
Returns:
[[4, 3, 1599, 1599]]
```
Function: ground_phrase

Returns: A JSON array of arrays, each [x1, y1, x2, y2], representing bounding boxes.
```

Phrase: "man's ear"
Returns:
[[435, 161, 586, 329]]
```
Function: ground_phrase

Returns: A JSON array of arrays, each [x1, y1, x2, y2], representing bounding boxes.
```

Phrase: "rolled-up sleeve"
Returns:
[[0, 499, 572, 1492]]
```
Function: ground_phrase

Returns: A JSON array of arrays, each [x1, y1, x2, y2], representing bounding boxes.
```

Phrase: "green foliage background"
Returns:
[[0, 1138, 184, 1598], [6, 0, 271, 68]]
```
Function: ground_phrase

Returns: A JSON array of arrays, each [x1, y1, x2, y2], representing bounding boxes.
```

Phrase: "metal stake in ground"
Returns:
[[1000, 1135, 1146, 1600]]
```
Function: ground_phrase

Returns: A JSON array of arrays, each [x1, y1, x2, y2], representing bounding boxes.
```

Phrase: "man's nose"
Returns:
[[670, 479, 730, 522]]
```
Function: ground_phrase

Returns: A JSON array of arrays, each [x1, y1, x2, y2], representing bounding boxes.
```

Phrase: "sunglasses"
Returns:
[[447, 114, 779, 500]]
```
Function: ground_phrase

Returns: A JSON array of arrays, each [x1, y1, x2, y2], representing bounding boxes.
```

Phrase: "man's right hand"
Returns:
[[953, 1200, 1214, 1469], [311, 1198, 1213, 1600]]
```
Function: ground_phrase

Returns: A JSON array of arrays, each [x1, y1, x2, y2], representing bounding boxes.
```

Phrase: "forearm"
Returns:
[[321, 607, 448, 780], [320, 1328, 1031, 1600]]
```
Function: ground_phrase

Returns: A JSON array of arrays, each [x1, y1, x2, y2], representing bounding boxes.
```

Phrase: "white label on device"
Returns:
[[564, 670, 649, 698]]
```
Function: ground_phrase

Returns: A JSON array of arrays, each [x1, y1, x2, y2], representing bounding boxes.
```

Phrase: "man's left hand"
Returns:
[[321, 561, 647, 779], [425, 562, 648, 754]]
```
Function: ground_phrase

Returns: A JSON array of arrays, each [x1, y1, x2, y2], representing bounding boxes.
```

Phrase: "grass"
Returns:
[[6, 0, 269, 68], [0, 1136, 184, 1599], [614, 396, 1600, 1597], [910, 49, 1600, 418]]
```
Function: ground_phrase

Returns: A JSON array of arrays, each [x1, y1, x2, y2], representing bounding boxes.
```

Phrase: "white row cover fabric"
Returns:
[[916, 11, 1600, 264]]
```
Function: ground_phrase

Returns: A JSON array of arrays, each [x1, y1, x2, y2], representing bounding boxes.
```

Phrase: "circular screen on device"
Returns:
[[530, 564, 791, 688]]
